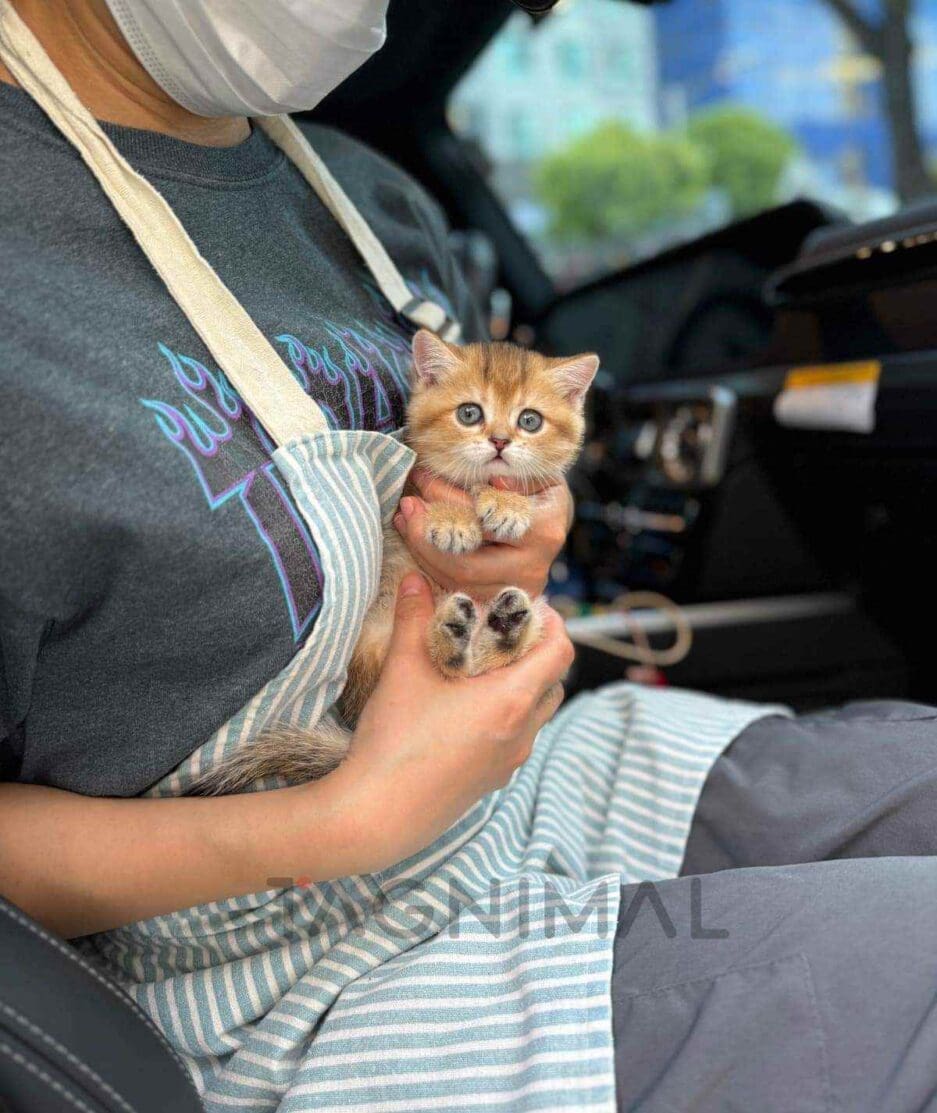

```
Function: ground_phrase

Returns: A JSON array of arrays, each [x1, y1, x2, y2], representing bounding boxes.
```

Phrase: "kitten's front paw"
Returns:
[[425, 503, 483, 554], [428, 593, 478, 676], [476, 487, 533, 543]]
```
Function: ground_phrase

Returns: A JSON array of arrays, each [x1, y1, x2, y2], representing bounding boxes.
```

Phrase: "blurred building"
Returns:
[[450, 0, 659, 165], [655, 0, 937, 201], [448, 0, 937, 283], [450, 0, 658, 251]]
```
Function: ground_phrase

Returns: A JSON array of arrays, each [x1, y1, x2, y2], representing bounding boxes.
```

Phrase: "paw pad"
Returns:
[[441, 594, 477, 652], [487, 588, 532, 642]]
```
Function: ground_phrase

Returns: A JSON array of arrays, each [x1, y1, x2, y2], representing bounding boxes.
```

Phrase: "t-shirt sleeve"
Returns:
[[0, 634, 15, 781], [0, 327, 75, 785], [0, 600, 44, 783]]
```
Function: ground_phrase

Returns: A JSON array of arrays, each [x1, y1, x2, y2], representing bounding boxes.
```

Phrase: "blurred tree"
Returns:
[[535, 121, 708, 241], [687, 107, 798, 218], [820, 0, 931, 202]]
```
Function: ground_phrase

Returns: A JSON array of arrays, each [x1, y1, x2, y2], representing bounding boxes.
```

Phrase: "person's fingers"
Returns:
[[409, 469, 475, 508], [407, 476, 568, 545], [497, 608, 575, 699], [394, 518, 546, 597], [394, 497, 431, 558], [412, 465, 557, 502], [395, 495, 428, 541], [503, 683, 564, 775], [386, 572, 435, 659], [393, 495, 554, 597], [532, 683, 565, 729], [394, 499, 481, 585], [489, 475, 556, 496], [484, 482, 571, 549], [442, 539, 523, 575]]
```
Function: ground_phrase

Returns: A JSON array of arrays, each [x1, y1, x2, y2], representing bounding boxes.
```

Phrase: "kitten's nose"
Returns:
[[489, 436, 511, 454]]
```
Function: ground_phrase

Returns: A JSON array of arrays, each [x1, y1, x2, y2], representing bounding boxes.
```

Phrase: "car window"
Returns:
[[448, 0, 937, 290]]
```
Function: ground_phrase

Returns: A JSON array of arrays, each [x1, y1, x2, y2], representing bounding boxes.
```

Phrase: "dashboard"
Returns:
[[555, 202, 937, 703]]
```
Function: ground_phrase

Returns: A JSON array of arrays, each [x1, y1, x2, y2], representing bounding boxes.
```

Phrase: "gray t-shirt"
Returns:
[[0, 81, 482, 795]]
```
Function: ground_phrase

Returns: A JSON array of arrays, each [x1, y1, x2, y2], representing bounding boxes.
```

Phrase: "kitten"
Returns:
[[194, 330, 598, 794]]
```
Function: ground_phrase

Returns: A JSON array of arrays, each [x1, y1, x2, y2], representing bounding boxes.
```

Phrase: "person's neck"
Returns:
[[0, 0, 249, 147]]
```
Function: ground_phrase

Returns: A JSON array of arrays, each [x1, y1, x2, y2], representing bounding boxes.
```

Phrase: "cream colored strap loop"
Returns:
[[259, 116, 462, 343], [0, 0, 328, 446]]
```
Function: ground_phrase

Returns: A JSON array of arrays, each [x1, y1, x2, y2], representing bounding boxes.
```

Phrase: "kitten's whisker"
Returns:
[[439, 454, 480, 493]]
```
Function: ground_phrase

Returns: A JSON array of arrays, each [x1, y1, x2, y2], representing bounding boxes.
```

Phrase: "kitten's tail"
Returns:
[[189, 717, 352, 796]]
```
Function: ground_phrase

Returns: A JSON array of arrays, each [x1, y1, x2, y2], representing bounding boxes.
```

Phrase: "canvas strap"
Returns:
[[0, 0, 460, 447]]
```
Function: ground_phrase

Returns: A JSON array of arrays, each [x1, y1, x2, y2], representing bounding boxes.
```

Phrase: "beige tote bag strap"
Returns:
[[0, 1, 461, 442], [259, 116, 462, 344], [0, 0, 326, 444]]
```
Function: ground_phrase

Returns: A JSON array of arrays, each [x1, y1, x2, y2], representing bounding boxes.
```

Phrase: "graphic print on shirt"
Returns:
[[140, 284, 453, 641]]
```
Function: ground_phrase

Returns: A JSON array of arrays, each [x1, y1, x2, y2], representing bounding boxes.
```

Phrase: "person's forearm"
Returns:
[[0, 775, 359, 938]]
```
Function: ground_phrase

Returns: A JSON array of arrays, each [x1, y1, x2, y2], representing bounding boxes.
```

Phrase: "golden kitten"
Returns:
[[195, 330, 597, 794]]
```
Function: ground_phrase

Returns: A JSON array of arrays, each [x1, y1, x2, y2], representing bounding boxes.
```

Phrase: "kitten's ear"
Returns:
[[552, 353, 599, 405], [411, 328, 463, 387]]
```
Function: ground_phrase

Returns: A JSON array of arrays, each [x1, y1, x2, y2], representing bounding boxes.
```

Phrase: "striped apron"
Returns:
[[1, 5, 780, 1109]]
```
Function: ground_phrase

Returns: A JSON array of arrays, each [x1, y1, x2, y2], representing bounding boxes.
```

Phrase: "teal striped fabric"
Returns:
[[81, 428, 777, 1111]]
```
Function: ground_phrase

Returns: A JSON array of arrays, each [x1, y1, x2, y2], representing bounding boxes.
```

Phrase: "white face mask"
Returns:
[[104, 0, 389, 118]]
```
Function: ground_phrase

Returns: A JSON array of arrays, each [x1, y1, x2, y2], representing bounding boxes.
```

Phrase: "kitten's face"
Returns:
[[406, 330, 598, 489]]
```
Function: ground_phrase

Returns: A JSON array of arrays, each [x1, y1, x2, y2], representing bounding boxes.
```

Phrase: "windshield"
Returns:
[[449, 0, 937, 290]]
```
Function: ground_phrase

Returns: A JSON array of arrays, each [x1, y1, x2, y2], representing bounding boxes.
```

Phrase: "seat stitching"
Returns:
[[0, 902, 194, 1086], [0, 1037, 97, 1113], [0, 1000, 136, 1113]]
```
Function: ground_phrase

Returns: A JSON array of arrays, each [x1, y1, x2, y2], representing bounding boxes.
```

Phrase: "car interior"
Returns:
[[315, 0, 937, 713], [5, 0, 937, 1108]]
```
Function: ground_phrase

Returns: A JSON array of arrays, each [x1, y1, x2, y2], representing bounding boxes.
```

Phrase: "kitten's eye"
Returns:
[[518, 409, 543, 433], [456, 403, 484, 426]]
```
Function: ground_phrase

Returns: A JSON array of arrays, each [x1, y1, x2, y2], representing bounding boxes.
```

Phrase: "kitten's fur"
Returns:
[[194, 331, 598, 795]]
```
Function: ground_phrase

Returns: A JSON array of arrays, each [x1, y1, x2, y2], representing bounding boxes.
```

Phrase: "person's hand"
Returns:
[[322, 573, 573, 874], [392, 469, 572, 601]]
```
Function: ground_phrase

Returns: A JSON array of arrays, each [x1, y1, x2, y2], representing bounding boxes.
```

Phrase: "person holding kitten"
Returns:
[[2, 2, 937, 1111]]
